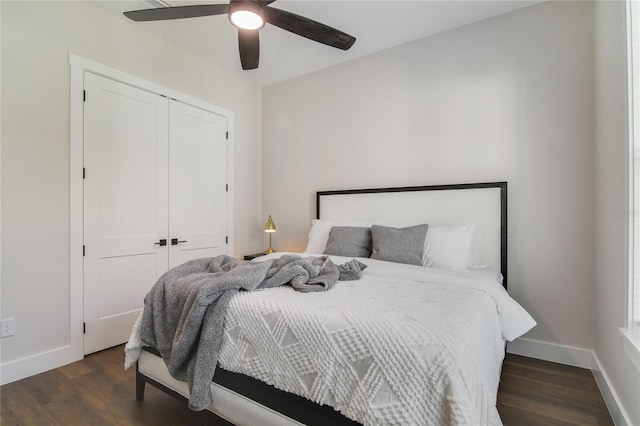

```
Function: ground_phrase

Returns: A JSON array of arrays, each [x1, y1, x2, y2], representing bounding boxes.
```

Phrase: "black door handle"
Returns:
[[154, 239, 167, 247], [171, 238, 187, 246]]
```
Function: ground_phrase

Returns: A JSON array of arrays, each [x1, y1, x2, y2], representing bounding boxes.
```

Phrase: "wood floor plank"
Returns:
[[0, 381, 61, 426], [43, 390, 129, 426], [1, 346, 613, 425], [18, 369, 85, 406], [498, 392, 602, 426], [497, 402, 579, 426], [502, 355, 597, 391], [498, 354, 613, 426], [57, 357, 98, 380], [498, 371, 609, 418]]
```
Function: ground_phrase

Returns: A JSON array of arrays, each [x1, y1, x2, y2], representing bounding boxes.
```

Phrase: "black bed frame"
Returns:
[[136, 346, 358, 425], [135, 181, 508, 424]]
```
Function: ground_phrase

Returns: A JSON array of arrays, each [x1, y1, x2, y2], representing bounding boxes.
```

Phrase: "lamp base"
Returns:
[[264, 232, 275, 254]]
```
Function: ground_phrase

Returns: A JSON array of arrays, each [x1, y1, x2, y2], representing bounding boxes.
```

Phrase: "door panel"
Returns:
[[99, 254, 158, 318], [83, 72, 169, 354], [168, 100, 228, 268]]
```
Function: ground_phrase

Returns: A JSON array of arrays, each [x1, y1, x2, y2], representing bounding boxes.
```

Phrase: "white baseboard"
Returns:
[[592, 353, 633, 426], [0, 344, 82, 385], [507, 337, 633, 426], [507, 337, 593, 368]]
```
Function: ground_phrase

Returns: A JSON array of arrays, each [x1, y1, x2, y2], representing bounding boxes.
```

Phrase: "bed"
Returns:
[[127, 181, 535, 425]]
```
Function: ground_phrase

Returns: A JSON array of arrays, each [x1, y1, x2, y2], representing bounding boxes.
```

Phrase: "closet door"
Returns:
[[83, 73, 169, 354], [168, 100, 228, 268]]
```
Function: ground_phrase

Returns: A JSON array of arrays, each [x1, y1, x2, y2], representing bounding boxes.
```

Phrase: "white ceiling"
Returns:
[[92, 0, 542, 86]]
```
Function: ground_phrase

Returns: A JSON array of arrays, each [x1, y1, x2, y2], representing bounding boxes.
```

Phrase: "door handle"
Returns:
[[171, 238, 187, 246], [154, 239, 167, 247]]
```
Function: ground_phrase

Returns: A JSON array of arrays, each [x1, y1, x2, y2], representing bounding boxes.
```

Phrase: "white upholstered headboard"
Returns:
[[316, 182, 508, 288]]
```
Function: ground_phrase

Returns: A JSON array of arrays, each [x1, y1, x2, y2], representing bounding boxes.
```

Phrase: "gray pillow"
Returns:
[[323, 226, 372, 258], [370, 224, 429, 265]]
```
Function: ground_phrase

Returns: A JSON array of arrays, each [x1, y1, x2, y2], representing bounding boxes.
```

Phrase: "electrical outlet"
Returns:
[[0, 318, 15, 338]]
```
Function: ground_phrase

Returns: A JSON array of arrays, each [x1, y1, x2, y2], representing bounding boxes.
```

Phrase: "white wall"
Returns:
[[594, 1, 640, 424], [0, 1, 262, 374], [263, 1, 595, 354]]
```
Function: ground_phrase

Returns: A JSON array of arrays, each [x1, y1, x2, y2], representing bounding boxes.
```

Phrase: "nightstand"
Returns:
[[243, 252, 265, 261]]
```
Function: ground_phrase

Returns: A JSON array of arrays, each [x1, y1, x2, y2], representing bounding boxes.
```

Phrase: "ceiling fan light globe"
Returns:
[[230, 10, 264, 30]]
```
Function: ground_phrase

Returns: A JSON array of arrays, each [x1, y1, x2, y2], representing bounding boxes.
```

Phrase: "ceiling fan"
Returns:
[[124, 0, 356, 70]]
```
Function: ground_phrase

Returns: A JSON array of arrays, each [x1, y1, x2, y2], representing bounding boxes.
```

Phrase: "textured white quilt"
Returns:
[[218, 253, 536, 426]]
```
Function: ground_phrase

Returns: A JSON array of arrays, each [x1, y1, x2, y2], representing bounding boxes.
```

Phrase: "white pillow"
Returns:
[[468, 229, 484, 268], [304, 219, 383, 254], [422, 224, 477, 271]]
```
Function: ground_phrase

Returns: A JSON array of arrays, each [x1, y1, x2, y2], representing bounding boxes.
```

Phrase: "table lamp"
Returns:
[[264, 214, 276, 254]]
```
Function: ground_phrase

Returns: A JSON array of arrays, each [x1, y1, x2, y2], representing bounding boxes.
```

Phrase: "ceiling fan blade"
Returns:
[[251, 0, 277, 5], [263, 6, 355, 50], [124, 4, 229, 22], [238, 29, 260, 70]]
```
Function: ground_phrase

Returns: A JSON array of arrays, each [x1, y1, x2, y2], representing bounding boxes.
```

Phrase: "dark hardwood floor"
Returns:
[[498, 354, 613, 426], [1, 345, 613, 425]]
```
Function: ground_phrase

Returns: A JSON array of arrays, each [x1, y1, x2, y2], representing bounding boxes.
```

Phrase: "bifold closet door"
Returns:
[[83, 74, 230, 354], [83, 72, 169, 355], [168, 100, 228, 269]]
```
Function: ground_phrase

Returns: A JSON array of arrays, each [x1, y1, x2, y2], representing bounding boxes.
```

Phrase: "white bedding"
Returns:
[[215, 253, 535, 425]]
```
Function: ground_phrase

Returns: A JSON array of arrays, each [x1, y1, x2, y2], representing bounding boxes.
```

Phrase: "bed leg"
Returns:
[[136, 364, 146, 400]]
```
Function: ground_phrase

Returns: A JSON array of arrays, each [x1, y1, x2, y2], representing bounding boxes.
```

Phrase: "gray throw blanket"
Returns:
[[139, 254, 367, 411]]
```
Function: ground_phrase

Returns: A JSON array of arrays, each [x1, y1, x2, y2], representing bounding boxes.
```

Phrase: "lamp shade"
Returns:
[[264, 215, 276, 233]]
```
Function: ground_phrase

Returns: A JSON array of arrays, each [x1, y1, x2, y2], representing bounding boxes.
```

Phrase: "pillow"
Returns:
[[422, 224, 476, 271], [323, 226, 372, 258], [370, 224, 429, 265], [304, 219, 383, 254], [468, 229, 485, 268]]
